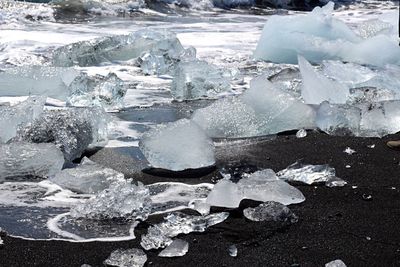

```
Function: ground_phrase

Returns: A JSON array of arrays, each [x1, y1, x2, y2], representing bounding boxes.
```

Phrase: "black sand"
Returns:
[[1, 131, 400, 266]]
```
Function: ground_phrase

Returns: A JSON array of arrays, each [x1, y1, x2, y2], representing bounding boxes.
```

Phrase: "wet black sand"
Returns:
[[1, 131, 400, 266]]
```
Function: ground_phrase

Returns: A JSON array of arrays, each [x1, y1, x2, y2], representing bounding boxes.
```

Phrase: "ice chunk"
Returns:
[[0, 236, 3, 246], [158, 239, 189, 257], [104, 248, 147, 267], [298, 56, 349, 105], [347, 87, 396, 105], [50, 158, 125, 194], [52, 30, 184, 67], [171, 60, 231, 100], [296, 129, 307, 138], [139, 119, 215, 171], [0, 96, 45, 143], [228, 245, 237, 257], [16, 107, 109, 162], [140, 212, 229, 250], [325, 176, 347, 187], [207, 169, 305, 208], [0, 142, 64, 181], [70, 179, 151, 221], [277, 162, 337, 185], [343, 147, 356, 155], [243, 201, 298, 223], [325, 259, 347, 267]]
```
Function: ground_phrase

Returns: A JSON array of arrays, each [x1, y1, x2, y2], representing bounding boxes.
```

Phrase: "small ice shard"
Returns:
[[228, 245, 237, 257], [50, 158, 125, 194], [139, 119, 215, 171], [325, 177, 347, 188], [70, 179, 151, 221], [16, 107, 109, 162], [0, 96, 45, 143], [140, 212, 229, 250], [367, 144, 375, 148], [52, 29, 184, 67], [325, 259, 347, 267], [0, 142, 64, 181], [298, 56, 349, 105], [343, 147, 356, 155], [315, 101, 361, 136], [296, 129, 307, 138], [0, 236, 3, 246], [277, 162, 337, 185], [171, 60, 231, 100], [158, 239, 189, 257], [207, 169, 305, 208], [243, 201, 298, 224], [104, 248, 147, 267]]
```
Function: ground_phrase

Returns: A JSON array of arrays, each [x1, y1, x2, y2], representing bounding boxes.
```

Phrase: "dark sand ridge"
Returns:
[[1, 131, 400, 266]]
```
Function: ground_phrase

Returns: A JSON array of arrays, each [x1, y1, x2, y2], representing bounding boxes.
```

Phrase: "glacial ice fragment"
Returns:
[[50, 158, 125, 194], [357, 19, 393, 39], [325, 177, 347, 188], [228, 245, 237, 257], [325, 259, 347, 267], [52, 29, 184, 67], [343, 147, 356, 155], [296, 129, 307, 138], [243, 201, 298, 224], [140, 212, 229, 250], [139, 119, 215, 171], [0, 142, 64, 181], [70, 179, 151, 221], [158, 239, 189, 257], [277, 162, 337, 185], [104, 248, 147, 267], [171, 60, 231, 100]]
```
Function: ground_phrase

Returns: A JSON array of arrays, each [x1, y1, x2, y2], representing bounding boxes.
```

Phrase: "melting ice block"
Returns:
[[140, 212, 229, 250], [171, 60, 231, 100], [104, 248, 147, 267], [139, 119, 215, 171], [158, 239, 189, 257], [53, 29, 184, 67], [207, 169, 305, 208], [50, 158, 124, 194], [243, 201, 298, 224], [0, 142, 64, 181], [70, 179, 151, 221]]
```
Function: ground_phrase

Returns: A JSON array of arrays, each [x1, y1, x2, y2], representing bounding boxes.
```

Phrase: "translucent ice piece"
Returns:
[[228, 245, 237, 257], [296, 129, 307, 138], [158, 239, 189, 257], [206, 179, 242, 208], [171, 60, 231, 100], [0, 142, 64, 181], [104, 248, 147, 267], [325, 259, 347, 267], [139, 119, 215, 171], [277, 162, 337, 185], [243, 201, 298, 223], [140, 212, 229, 250], [50, 158, 125, 194], [70, 179, 151, 221]]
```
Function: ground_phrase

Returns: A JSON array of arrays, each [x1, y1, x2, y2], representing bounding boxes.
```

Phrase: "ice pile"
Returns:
[[50, 158, 124, 194], [243, 201, 298, 224], [158, 239, 189, 257], [104, 248, 147, 267], [70, 179, 151, 221], [0, 142, 64, 181], [16, 107, 109, 162], [140, 212, 229, 250], [254, 2, 400, 67], [139, 119, 215, 171], [206, 169, 305, 208]]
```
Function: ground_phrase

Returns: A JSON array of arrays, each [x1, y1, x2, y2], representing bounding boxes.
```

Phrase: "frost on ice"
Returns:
[[140, 212, 229, 250], [104, 248, 147, 267], [0, 142, 64, 181], [139, 119, 215, 171], [206, 169, 305, 208], [243, 201, 298, 224], [158, 239, 189, 257], [70, 179, 151, 221]]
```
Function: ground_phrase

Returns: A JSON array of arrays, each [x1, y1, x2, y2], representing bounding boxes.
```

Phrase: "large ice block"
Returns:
[[0, 142, 64, 181], [104, 248, 147, 267], [139, 119, 215, 171]]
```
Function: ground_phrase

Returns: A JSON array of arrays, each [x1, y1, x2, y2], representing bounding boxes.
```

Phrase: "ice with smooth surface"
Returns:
[[52, 29, 184, 67], [50, 158, 125, 194], [228, 245, 237, 257], [171, 60, 231, 100], [277, 162, 337, 185], [0, 142, 64, 181], [299, 56, 349, 104], [17, 107, 109, 162], [158, 239, 189, 257], [296, 129, 307, 138], [325, 259, 347, 267], [140, 212, 229, 250], [139, 119, 215, 171], [243, 201, 298, 223], [207, 169, 305, 208], [104, 248, 147, 267], [70, 179, 151, 221], [0, 96, 45, 143]]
